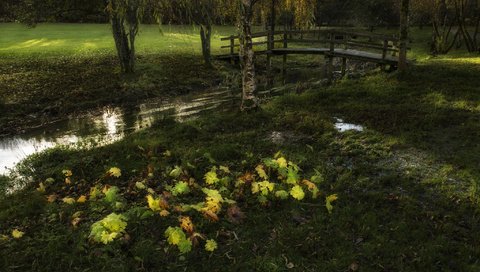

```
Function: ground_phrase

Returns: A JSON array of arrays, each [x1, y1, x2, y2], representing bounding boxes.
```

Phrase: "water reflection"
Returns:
[[0, 88, 237, 175], [334, 118, 365, 132]]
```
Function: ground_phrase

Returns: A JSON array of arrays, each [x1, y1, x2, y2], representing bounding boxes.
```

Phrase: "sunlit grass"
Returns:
[[2, 23, 478, 64], [0, 23, 234, 58], [436, 56, 480, 64]]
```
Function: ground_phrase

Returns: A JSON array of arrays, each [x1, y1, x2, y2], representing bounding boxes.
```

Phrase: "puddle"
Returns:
[[334, 118, 364, 132], [0, 88, 239, 175]]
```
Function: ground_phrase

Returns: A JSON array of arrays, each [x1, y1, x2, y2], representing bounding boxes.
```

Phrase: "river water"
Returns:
[[0, 88, 239, 175], [0, 86, 365, 175]]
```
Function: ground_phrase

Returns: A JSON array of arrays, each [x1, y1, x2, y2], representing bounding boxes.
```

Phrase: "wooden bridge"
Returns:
[[217, 29, 410, 80]]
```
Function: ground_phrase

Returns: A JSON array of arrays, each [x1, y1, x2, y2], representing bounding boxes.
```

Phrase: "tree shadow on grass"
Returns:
[[278, 59, 480, 178], [0, 53, 224, 134]]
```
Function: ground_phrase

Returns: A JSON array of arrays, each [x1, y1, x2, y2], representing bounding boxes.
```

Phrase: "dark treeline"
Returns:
[[2, 0, 476, 30]]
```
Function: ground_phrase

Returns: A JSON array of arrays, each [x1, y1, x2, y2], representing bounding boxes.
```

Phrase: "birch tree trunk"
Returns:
[[399, 0, 410, 74], [239, 0, 259, 111]]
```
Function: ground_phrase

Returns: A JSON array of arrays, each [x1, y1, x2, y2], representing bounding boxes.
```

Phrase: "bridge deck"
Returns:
[[278, 48, 410, 65], [216, 48, 403, 65]]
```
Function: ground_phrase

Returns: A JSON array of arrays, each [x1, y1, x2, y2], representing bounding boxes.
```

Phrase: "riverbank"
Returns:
[[2, 53, 480, 270], [0, 24, 239, 135], [0, 53, 229, 135]]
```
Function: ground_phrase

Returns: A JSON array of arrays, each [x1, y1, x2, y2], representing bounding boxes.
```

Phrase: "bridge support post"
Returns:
[[325, 55, 333, 82], [282, 29, 288, 84], [381, 39, 388, 71], [325, 31, 335, 82], [229, 36, 235, 65], [266, 26, 274, 88], [341, 57, 347, 77]]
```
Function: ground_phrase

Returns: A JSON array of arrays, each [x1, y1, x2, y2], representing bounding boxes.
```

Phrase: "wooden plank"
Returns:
[[220, 30, 400, 42], [271, 48, 330, 55], [221, 39, 283, 49], [345, 42, 399, 52], [286, 38, 334, 44], [328, 49, 400, 64], [332, 30, 399, 42], [271, 48, 403, 64], [215, 54, 239, 60], [220, 31, 270, 41], [280, 39, 399, 52]]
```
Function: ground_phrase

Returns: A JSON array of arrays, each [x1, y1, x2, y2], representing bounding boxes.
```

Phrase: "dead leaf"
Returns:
[[71, 217, 81, 228], [189, 232, 205, 247], [227, 205, 245, 224], [102, 185, 111, 194], [47, 194, 58, 203], [77, 195, 87, 203], [180, 216, 194, 234], [282, 254, 294, 269], [202, 210, 219, 222], [238, 172, 254, 184], [302, 179, 316, 190], [147, 164, 154, 176], [159, 210, 170, 217], [349, 262, 359, 271]]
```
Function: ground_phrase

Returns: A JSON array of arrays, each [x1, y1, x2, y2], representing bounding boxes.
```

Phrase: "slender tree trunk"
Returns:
[[200, 24, 212, 67], [473, 14, 480, 50], [270, 0, 276, 34], [474, 2, 480, 51], [111, 15, 134, 73], [109, 0, 138, 74], [128, 24, 137, 73], [455, 0, 478, 52], [266, 0, 277, 87], [239, 0, 259, 111], [399, 0, 410, 74]]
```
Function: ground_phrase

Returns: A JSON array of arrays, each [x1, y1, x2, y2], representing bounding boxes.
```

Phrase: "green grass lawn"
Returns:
[[0, 23, 234, 58], [1, 23, 480, 271]]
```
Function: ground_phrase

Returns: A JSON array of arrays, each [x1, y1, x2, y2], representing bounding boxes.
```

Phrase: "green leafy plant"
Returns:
[[170, 181, 190, 196], [165, 227, 192, 254], [90, 213, 128, 244]]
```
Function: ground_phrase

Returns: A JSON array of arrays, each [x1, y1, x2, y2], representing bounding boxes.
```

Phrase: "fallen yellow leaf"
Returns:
[[77, 195, 87, 203], [63, 197, 76, 205], [159, 210, 170, 217], [11, 229, 24, 239]]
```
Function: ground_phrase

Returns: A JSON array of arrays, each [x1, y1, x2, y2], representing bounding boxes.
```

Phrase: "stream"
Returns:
[[0, 88, 240, 175], [0, 86, 365, 176]]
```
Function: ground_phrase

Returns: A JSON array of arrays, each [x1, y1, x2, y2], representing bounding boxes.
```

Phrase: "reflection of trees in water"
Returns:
[[0, 87, 239, 174], [0, 137, 55, 150]]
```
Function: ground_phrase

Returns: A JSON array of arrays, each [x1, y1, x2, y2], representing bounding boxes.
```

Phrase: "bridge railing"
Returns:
[[219, 29, 403, 62], [219, 29, 410, 81]]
